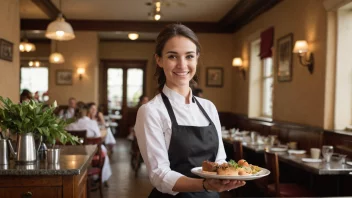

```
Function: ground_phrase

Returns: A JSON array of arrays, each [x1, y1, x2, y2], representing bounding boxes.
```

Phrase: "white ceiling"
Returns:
[[20, 0, 240, 40], [20, 0, 240, 22], [21, 30, 159, 40], [20, 0, 49, 19]]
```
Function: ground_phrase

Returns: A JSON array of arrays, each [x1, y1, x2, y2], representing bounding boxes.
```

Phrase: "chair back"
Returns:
[[86, 137, 105, 168], [264, 151, 280, 197], [66, 130, 87, 145], [233, 140, 243, 161]]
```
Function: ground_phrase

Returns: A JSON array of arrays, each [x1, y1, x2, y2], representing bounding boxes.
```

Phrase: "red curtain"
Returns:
[[259, 27, 274, 59]]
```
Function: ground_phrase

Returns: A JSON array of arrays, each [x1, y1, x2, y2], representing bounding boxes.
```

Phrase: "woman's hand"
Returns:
[[204, 179, 246, 192]]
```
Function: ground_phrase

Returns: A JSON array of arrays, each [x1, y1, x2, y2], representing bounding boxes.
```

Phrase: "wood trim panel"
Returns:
[[21, 19, 225, 33], [100, 39, 155, 43], [0, 176, 62, 187], [62, 176, 74, 198], [31, 0, 61, 19], [219, 0, 283, 32]]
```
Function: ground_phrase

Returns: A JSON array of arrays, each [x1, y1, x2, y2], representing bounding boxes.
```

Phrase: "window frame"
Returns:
[[260, 57, 273, 118]]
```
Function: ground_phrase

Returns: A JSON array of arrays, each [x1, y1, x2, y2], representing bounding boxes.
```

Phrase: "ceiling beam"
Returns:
[[219, 0, 283, 32], [21, 19, 228, 33], [31, 0, 61, 19]]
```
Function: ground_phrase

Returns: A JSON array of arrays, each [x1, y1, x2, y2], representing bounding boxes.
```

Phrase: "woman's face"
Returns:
[[89, 105, 97, 116], [156, 36, 199, 90]]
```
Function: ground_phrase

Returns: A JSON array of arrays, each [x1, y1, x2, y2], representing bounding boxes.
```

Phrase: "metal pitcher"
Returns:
[[8, 133, 36, 164], [0, 139, 9, 165]]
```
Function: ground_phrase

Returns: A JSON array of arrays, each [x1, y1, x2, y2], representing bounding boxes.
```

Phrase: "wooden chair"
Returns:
[[86, 137, 105, 198], [66, 130, 87, 145], [233, 140, 243, 161], [264, 151, 315, 197]]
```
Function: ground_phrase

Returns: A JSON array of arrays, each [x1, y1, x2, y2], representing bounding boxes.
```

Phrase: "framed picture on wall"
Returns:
[[56, 70, 73, 85], [0, 39, 14, 62], [277, 33, 293, 82], [206, 67, 223, 87]]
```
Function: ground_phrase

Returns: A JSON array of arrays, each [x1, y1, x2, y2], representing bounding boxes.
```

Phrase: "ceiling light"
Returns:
[[128, 33, 139, 40], [28, 61, 34, 67], [154, 13, 161, 21], [45, 14, 75, 41], [49, 52, 65, 64], [34, 61, 40, 67], [19, 40, 36, 52]]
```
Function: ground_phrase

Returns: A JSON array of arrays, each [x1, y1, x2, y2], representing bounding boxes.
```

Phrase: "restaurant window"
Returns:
[[107, 68, 123, 112], [334, 3, 352, 130], [20, 66, 49, 101], [261, 58, 273, 117], [126, 68, 144, 107]]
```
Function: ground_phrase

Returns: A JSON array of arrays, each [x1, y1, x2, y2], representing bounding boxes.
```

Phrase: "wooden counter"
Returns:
[[0, 145, 97, 198]]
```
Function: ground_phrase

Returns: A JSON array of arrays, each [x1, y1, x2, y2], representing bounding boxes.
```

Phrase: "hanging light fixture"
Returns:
[[128, 33, 139, 40], [49, 41, 65, 64], [19, 32, 36, 52], [154, 1, 161, 21], [154, 12, 161, 21], [50, 53, 65, 64], [19, 39, 36, 52], [45, 0, 75, 41]]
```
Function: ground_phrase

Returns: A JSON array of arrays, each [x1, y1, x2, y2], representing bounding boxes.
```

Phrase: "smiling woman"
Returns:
[[134, 24, 246, 198]]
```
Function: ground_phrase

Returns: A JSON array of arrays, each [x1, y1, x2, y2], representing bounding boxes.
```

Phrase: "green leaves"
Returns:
[[0, 96, 79, 146]]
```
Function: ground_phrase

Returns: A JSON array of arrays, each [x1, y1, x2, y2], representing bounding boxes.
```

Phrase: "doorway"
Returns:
[[101, 59, 147, 137]]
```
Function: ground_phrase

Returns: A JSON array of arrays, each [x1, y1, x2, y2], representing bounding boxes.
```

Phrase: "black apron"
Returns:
[[148, 92, 220, 198]]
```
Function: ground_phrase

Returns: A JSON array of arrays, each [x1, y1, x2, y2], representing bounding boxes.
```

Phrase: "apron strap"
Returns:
[[161, 92, 178, 125], [193, 96, 214, 126]]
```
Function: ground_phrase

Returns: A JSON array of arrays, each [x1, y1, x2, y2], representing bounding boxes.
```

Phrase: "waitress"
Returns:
[[134, 24, 245, 198]]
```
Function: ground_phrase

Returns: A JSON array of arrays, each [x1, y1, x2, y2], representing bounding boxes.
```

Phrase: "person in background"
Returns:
[[87, 102, 106, 126], [134, 24, 245, 197], [20, 89, 32, 103], [87, 102, 116, 148], [138, 95, 149, 107], [127, 95, 149, 141], [59, 97, 76, 120], [65, 104, 112, 184], [33, 91, 40, 102]]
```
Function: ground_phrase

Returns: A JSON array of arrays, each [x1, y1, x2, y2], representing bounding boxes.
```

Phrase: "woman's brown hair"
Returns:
[[154, 24, 201, 92]]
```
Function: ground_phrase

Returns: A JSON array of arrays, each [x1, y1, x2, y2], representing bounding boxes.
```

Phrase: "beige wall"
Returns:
[[0, 0, 20, 102], [197, 34, 234, 111], [20, 43, 51, 58], [232, 0, 327, 127], [99, 34, 234, 112], [49, 32, 99, 105], [99, 41, 156, 100]]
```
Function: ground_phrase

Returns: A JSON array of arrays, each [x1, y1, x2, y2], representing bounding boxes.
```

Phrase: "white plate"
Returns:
[[301, 158, 322, 163], [288, 150, 306, 155], [270, 147, 288, 152], [191, 167, 270, 181], [346, 161, 352, 166]]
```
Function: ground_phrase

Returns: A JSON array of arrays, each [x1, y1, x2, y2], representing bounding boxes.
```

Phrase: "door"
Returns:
[[101, 60, 147, 137]]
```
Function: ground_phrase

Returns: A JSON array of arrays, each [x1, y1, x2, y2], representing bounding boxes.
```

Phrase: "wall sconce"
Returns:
[[232, 57, 246, 80], [293, 40, 314, 74], [77, 68, 85, 80]]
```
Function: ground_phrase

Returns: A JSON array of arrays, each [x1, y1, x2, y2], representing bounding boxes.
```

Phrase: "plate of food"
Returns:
[[191, 159, 270, 181]]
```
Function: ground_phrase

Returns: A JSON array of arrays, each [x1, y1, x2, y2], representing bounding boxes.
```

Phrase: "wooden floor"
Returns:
[[90, 138, 234, 198]]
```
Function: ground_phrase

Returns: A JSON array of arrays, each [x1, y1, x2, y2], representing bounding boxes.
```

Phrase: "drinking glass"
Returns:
[[322, 145, 334, 162]]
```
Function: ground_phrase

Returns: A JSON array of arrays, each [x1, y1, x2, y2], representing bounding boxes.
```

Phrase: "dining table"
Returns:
[[222, 135, 352, 196]]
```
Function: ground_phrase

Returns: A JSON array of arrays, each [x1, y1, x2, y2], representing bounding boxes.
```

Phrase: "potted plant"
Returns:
[[0, 96, 79, 163]]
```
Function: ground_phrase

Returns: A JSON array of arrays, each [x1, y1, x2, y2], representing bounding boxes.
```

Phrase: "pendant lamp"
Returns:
[[19, 32, 36, 52], [19, 39, 36, 52], [45, 0, 75, 41], [49, 41, 65, 64]]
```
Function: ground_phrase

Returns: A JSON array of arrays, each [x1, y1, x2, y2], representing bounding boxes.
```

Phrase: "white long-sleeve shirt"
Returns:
[[134, 85, 226, 195], [65, 116, 101, 137]]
